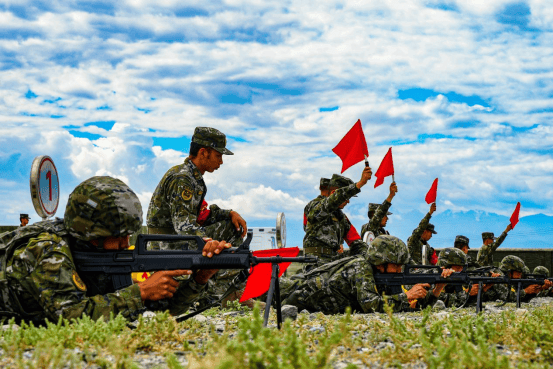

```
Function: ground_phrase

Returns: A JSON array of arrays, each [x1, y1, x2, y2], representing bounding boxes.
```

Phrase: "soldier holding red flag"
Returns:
[[407, 203, 437, 265], [360, 181, 398, 242]]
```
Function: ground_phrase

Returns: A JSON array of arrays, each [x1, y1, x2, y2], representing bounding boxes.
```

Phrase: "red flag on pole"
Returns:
[[332, 120, 369, 173], [510, 202, 521, 229], [425, 178, 439, 204], [374, 147, 394, 188], [239, 247, 300, 302]]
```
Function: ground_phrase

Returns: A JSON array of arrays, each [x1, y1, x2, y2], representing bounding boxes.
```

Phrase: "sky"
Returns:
[[1, 0, 552, 249]]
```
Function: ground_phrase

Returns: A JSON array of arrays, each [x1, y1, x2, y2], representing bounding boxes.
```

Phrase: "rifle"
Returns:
[[72, 233, 317, 328]]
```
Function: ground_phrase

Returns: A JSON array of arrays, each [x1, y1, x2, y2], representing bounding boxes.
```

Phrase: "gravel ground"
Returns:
[[3, 297, 553, 368]]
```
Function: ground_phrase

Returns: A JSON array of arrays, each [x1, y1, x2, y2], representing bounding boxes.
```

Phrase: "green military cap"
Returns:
[[499, 255, 525, 273], [426, 223, 437, 234], [368, 203, 392, 216], [320, 178, 330, 189], [437, 247, 466, 267], [482, 232, 495, 241], [329, 174, 354, 188], [191, 127, 234, 155], [533, 266, 550, 277], [19, 213, 30, 219], [454, 235, 470, 249]]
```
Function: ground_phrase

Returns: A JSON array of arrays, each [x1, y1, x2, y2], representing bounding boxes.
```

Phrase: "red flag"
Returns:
[[332, 120, 369, 173], [239, 247, 300, 302], [425, 178, 439, 204], [374, 148, 394, 188], [510, 202, 521, 229]]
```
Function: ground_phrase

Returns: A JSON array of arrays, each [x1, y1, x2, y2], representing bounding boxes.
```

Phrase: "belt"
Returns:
[[304, 246, 335, 257], [147, 226, 176, 235]]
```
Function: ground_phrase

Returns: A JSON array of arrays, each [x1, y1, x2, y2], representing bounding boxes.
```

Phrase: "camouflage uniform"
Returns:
[[146, 127, 242, 299], [407, 211, 436, 264], [476, 231, 509, 267], [360, 201, 391, 241], [454, 235, 477, 267], [303, 178, 330, 232], [0, 177, 205, 324], [283, 235, 431, 314], [534, 266, 553, 297], [302, 174, 366, 272], [435, 248, 468, 308], [477, 255, 527, 304]]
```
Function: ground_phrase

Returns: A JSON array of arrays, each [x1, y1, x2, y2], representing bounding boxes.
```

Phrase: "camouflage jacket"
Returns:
[[146, 158, 231, 237], [0, 220, 206, 324], [476, 231, 508, 267], [360, 200, 391, 240], [303, 185, 366, 260], [283, 256, 412, 314], [407, 212, 432, 264], [437, 284, 468, 308]]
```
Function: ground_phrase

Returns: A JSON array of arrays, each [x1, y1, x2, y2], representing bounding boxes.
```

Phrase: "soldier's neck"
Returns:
[[190, 156, 206, 175]]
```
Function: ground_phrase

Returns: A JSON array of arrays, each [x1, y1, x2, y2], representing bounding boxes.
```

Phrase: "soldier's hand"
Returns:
[[193, 269, 219, 285], [441, 268, 454, 278], [469, 284, 480, 296], [202, 238, 232, 258], [524, 284, 542, 295], [505, 224, 513, 233], [543, 279, 553, 289], [230, 211, 247, 237], [356, 167, 372, 189], [491, 272, 501, 278], [138, 270, 191, 301], [433, 283, 447, 297], [405, 283, 430, 300], [429, 203, 437, 215], [338, 244, 344, 254], [390, 182, 398, 196]]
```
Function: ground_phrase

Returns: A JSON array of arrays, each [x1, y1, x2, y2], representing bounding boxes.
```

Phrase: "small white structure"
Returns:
[[247, 227, 278, 251]]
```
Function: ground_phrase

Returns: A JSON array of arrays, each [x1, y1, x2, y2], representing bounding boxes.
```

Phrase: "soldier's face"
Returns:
[[102, 235, 131, 250], [380, 216, 388, 227], [511, 271, 522, 279], [20, 218, 29, 226], [421, 230, 433, 241], [461, 245, 469, 254], [204, 149, 223, 172], [484, 238, 493, 246], [377, 263, 402, 273]]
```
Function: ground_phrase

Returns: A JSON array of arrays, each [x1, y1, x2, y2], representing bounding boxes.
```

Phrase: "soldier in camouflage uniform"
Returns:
[[303, 178, 330, 232], [0, 176, 228, 324], [407, 202, 437, 265], [302, 168, 372, 272], [453, 235, 478, 267], [146, 127, 248, 303], [283, 235, 434, 314], [533, 266, 553, 297], [19, 214, 30, 227], [360, 182, 398, 242], [522, 266, 553, 300], [476, 224, 512, 267], [434, 248, 469, 308]]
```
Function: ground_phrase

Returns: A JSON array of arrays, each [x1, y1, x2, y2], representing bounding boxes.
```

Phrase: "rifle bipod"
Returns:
[[263, 262, 284, 329]]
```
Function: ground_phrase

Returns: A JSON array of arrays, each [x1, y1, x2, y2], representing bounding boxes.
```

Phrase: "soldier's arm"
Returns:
[[490, 229, 509, 252], [307, 185, 360, 222], [167, 177, 207, 237], [357, 268, 410, 313], [366, 200, 392, 233], [410, 212, 432, 242]]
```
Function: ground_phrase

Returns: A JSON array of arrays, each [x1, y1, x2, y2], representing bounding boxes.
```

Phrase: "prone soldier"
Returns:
[[0, 176, 229, 324], [433, 248, 469, 308]]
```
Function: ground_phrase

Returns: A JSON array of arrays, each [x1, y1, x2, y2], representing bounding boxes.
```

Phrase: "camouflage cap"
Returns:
[[191, 127, 233, 155], [499, 255, 525, 273], [523, 266, 530, 275], [329, 174, 355, 189], [426, 223, 437, 234], [64, 176, 143, 242], [437, 247, 467, 267], [365, 235, 410, 266], [482, 232, 495, 241], [454, 235, 470, 249], [320, 177, 330, 190], [19, 213, 30, 219], [533, 266, 550, 277], [368, 203, 392, 217]]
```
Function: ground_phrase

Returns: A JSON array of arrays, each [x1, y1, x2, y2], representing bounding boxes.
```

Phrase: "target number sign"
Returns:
[[30, 156, 60, 219]]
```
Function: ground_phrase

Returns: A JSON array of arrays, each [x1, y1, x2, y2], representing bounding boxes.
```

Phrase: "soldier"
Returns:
[[360, 182, 398, 242], [533, 266, 553, 297], [434, 248, 468, 308], [0, 176, 229, 324], [302, 168, 372, 272], [407, 203, 437, 265], [146, 127, 249, 305], [523, 266, 553, 300], [453, 235, 470, 254], [476, 224, 512, 267], [303, 178, 330, 232], [19, 214, 30, 227], [283, 235, 440, 314]]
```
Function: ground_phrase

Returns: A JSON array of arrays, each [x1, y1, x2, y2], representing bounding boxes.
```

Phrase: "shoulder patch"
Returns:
[[72, 271, 87, 291], [181, 187, 193, 201]]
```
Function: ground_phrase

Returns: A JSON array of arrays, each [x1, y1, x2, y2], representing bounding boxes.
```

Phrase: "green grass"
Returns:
[[2, 303, 553, 368]]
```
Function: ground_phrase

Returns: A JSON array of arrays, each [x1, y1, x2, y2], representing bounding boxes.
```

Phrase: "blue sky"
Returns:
[[1, 0, 552, 248]]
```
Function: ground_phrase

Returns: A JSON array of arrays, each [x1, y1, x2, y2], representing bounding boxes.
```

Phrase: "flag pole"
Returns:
[[364, 155, 369, 167], [392, 174, 395, 183]]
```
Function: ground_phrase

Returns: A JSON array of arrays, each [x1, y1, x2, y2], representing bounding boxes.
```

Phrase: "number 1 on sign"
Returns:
[[46, 171, 52, 201]]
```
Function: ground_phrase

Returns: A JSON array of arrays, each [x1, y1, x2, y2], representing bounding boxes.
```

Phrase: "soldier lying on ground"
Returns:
[[476, 224, 512, 267], [282, 235, 451, 314], [302, 168, 372, 272], [0, 176, 230, 325], [523, 266, 553, 301], [360, 182, 397, 242], [433, 248, 469, 308]]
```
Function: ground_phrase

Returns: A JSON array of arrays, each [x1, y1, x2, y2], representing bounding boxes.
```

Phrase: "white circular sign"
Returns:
[[276, 212, 286, 248], [30, 156, 60, 219]]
